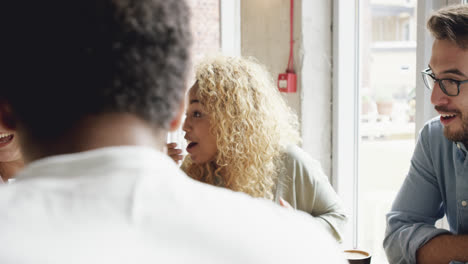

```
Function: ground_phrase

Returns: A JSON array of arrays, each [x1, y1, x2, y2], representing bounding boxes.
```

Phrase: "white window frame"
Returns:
[[220, 0, 241, 56], [332, 0, 359, 249], [332, 0, 460, 250]]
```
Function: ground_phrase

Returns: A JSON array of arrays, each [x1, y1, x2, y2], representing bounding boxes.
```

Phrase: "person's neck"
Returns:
[[21, 113, 167, 163], [0, 159, 24, 182]]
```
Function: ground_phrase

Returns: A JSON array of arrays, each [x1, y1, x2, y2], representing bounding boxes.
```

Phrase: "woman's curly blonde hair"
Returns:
[[182, 55, 300, 199]]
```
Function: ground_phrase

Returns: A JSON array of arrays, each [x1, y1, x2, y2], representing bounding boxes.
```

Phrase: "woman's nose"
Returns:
[[182, 119, 190, 132]]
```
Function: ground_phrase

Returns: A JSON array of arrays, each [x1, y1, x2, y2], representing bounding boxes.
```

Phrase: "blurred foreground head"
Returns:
[[0, 0, 191, 152]]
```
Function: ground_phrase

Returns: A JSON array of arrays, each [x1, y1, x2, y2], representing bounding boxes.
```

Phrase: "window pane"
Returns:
[[358, 0, 417, 262]]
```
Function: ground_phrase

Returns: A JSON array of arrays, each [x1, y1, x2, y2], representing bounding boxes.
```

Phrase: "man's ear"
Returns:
[[169, 100, 185, 132], [0, 101, 17, 130]]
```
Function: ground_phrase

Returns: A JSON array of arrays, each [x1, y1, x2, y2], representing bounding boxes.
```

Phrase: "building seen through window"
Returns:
[[358, 0, 417, 262]]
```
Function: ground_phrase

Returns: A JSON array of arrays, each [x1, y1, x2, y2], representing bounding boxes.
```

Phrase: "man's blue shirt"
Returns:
[[384, 117, 468, 264]]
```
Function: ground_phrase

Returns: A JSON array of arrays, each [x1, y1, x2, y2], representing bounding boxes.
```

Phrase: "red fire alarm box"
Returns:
[[278, 0, 296, 93], [278, 72, 296, 93]]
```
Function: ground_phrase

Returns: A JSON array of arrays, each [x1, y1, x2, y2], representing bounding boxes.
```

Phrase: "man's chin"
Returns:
[[443, 126, 468, 143]]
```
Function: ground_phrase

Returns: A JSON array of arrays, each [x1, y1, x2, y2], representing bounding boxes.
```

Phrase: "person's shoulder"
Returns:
[[419, 117, 450, 145], [422, 116, 443, 134], [163, 174, 324, 232], [284, 145, 320, 166], [283, 145, 325, 178], [134, 166, 346, 262], [0, 179, 40, 206], [181, 181, 345, 262], [0, 182, 46, 234]]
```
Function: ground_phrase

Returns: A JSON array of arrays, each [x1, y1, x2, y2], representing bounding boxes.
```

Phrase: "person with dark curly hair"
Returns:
[[0, 1, 346, 263]]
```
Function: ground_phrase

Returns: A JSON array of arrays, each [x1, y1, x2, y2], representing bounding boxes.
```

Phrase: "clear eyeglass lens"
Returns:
[[423, 73, 459, 96], [423, 74, 436, 90], [440, 79, 459, 95]]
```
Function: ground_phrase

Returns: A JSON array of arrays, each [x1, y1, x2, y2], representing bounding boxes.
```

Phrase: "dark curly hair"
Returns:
[[0, 0, 191, 141], [427, 4, 468, 49]]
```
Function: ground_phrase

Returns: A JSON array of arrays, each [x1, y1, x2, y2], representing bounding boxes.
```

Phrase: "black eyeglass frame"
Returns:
[[421, 68, 468, 96]]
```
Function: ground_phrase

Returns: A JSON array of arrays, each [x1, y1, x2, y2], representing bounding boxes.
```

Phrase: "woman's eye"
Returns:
[[192, 111, 202, 118]]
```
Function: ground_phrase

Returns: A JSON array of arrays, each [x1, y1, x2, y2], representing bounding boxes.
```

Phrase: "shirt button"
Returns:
[[462, 201, 467, 207]]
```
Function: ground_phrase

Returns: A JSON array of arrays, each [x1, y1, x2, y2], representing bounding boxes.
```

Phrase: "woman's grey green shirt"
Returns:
[[274, 145, 348, 242]]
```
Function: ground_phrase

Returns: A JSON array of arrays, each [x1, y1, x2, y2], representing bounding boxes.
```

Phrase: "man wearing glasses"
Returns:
[[384, 4, 468, 264]]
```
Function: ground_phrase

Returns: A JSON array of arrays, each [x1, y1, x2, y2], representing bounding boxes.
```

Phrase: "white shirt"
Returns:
[[0, 146, 346, 264]]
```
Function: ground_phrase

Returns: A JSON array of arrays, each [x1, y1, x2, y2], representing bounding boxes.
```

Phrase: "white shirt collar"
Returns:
[[14, 146, 173, 182]]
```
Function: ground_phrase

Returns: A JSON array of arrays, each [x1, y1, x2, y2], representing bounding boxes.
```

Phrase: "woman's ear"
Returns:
[[0, 101, 16, 130]]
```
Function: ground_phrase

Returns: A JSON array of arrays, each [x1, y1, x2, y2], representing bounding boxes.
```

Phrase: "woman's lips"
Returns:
[[0, 134, 14, 148], [186, 142, 198, 153]]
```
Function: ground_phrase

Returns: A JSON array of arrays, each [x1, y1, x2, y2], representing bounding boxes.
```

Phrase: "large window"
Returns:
[[358, 0, 417, 262], [333, 0, 463, 263]]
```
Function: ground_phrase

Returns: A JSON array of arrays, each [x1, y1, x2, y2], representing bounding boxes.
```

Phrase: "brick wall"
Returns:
[[187, 0, 220, 72], [167, 0, 220, 146]]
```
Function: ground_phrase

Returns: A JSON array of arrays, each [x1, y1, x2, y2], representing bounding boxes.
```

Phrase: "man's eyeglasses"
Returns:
[[421, 68, 468, 96]]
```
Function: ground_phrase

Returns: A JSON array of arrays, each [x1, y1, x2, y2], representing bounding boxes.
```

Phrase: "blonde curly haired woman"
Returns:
[[168, 55, 347, 241]]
